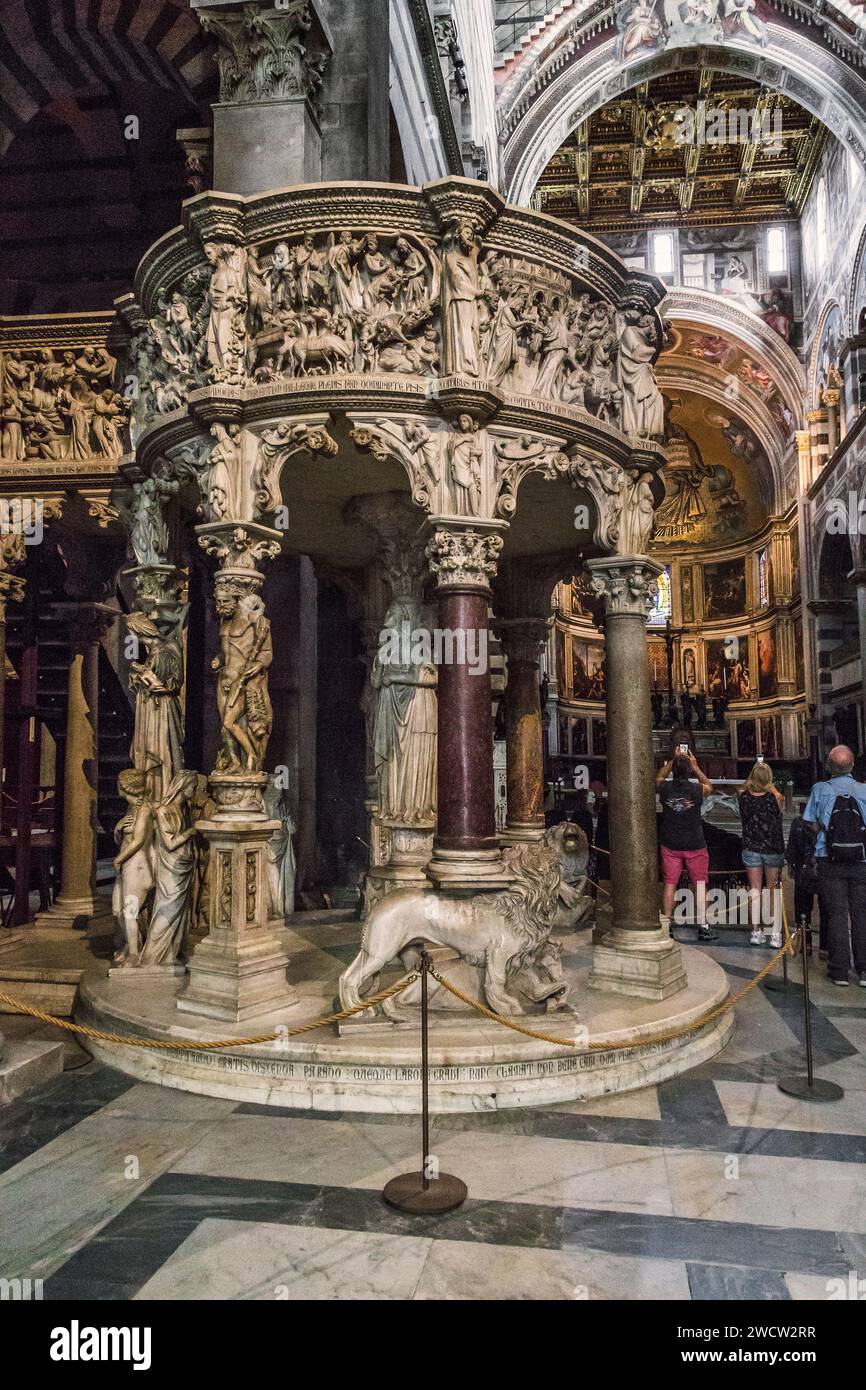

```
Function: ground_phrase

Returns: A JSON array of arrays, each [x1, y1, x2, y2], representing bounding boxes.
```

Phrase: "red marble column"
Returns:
[[435, 588, 497, 854], [426, 523, 511, 891]]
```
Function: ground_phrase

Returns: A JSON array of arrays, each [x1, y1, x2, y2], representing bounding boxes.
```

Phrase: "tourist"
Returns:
[[738, 761, 785, 948], [803, 746, 866, 986], [656, 750, 717, 942], [784, 800, 824, 958]]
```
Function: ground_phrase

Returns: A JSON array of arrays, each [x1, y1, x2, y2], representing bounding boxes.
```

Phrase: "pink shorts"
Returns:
[[661, 846, 709, 887]]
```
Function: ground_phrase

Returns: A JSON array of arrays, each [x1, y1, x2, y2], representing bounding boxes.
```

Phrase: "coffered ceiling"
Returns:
[[533, 69, 828, 234]]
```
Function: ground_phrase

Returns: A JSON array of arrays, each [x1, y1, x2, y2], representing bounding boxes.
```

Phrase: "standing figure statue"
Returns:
[[139, 770, 200, 966], [203, 242, 247, 381], [372, 600, 437, 826], [125, 470, 179, 568], [446, 414, 483, 515], [616, 304, 665, 439], [441, 220, 481, 377], [112, 768, 156, 966], [213, 581, 274, 772], [264, 779, 297, 921], [128, 611, 185, 802]]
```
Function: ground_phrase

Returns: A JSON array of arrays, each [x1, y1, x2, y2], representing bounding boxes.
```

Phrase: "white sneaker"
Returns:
[[750, 929, 766, 946], [768, 932, 783, 949]]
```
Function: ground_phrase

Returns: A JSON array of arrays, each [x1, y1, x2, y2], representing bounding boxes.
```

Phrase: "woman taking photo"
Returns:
[[738, 761, 785, 948]]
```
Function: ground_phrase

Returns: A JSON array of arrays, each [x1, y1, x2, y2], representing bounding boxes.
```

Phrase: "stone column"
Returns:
[[179, 522, 296, 1022], [349, 493, 436, 912], [37, 604, 116, 926], [495, 619, 550, 843], [194, 0, 333, 196], [585, 557, 687, 1000], [425, 522, 512, 891]]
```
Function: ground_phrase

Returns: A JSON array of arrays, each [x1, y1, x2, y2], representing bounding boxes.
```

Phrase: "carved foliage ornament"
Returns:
[[426, 527, 503, 588], [587, 559, 660, 618], [199, 2, 330, 107]]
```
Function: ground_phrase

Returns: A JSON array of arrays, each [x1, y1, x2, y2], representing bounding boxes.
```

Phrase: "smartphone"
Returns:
[[678, 743, 689, 754], [757, 754, 765, 763]]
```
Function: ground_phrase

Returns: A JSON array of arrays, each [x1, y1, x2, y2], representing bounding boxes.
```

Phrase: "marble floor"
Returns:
[[1, 929, 865, 1301]]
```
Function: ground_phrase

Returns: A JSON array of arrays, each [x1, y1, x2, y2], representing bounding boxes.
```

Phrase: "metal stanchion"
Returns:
[[383, 951, 468, 1214], [763, 896, 803, 995], [778, 926, 844, 1102]]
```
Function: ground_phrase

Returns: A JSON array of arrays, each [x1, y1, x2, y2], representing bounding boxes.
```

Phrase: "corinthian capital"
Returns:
[[586, 557, 662, 619], [198, 2, 331, 106], [425, 523, 504, 590]]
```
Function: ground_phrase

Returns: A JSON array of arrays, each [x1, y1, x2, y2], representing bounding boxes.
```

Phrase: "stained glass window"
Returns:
[[647, 567, 672, 626]]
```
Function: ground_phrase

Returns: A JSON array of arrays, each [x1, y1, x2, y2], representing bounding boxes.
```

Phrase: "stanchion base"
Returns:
[[763, 978, 803, 994], [383, 1171, 468, 1214], [777, 1074, 844, 1101]]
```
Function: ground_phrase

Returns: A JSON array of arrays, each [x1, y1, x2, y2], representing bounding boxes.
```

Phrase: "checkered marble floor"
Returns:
[[2, 929, 865, 1301]]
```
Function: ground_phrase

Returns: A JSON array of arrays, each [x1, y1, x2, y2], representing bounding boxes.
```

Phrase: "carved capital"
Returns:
[[198, 1, 331, 107], [196, 521, 282, 581], [347, 492, 427, 602], [494, 617, 551, 666], [56, 602, 118, 654], [586, 557, 663, 620], [425, 522, 505, 590]]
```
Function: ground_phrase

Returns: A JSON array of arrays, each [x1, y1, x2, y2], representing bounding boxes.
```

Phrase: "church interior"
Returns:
[[1, 0, 866, 1316]]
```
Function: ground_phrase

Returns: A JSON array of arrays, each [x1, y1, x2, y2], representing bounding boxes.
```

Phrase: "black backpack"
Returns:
[[826, 795, 866, 865]]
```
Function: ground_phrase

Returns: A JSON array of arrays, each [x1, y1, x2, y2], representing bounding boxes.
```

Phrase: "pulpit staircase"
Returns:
[[4, 588, 134, 857]]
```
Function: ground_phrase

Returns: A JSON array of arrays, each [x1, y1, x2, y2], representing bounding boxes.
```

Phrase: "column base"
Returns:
[[363, 826, 434, 916], [589, 928, 688, 1001], [34, 898, 106, 929], [178, 932, 296, 1023], [425, 848, 514, 893], [500, 823, 546, 845]]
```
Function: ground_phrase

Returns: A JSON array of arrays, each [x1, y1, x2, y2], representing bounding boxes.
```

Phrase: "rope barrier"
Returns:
[[0, 898, 800, 1057], [433, 926, 799, 1050], [0, 975, 419, 1051]]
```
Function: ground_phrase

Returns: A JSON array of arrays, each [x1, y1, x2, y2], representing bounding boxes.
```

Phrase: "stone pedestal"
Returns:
[[364, 826, 434, 914], [586, 558, 686, 1001], [179, 773, 296, 1022]]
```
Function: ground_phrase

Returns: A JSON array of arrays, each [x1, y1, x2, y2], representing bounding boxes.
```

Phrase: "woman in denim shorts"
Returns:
[[738, 762, 785, 947]]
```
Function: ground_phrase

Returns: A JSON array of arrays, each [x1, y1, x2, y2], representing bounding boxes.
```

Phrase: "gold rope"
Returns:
[[431, 922, 799, 1050], [0, 975, 418, 1051]]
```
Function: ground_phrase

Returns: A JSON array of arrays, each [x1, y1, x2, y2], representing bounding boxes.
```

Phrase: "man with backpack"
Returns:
[[803, 746, 866, 986]]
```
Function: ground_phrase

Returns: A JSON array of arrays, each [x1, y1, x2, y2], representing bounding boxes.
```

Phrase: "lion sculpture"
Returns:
[[339, 821, 591, 1020]]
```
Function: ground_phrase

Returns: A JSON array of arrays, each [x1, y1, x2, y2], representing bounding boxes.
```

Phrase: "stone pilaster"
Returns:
[[585, 556, 687, 1001], [194, 0, 333, 196], [37, 604, 117, 926], [424, 520, 512, 891], [179, 520, 295, 1021]]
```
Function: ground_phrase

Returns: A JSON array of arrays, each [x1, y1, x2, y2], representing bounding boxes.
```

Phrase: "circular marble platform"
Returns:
[[76, 926, 734, 1113]]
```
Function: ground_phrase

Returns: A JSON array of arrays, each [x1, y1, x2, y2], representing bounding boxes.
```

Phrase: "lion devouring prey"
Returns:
[[338, 822, 591, 1021]]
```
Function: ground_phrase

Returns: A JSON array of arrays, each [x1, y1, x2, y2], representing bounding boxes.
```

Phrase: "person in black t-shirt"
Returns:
[[656, 751, 716, 942]]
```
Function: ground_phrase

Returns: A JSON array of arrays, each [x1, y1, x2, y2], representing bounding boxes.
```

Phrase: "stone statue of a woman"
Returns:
[[139, 769, 200, 966], [371, 599, 437, 826]]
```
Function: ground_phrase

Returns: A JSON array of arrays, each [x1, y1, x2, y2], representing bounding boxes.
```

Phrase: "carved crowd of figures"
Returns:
[[126, 226, 663, 444], [0, 347, 128, 462]]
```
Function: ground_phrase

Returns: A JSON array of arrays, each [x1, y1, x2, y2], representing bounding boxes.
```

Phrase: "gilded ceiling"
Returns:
[[533, 69, 827, 233]]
